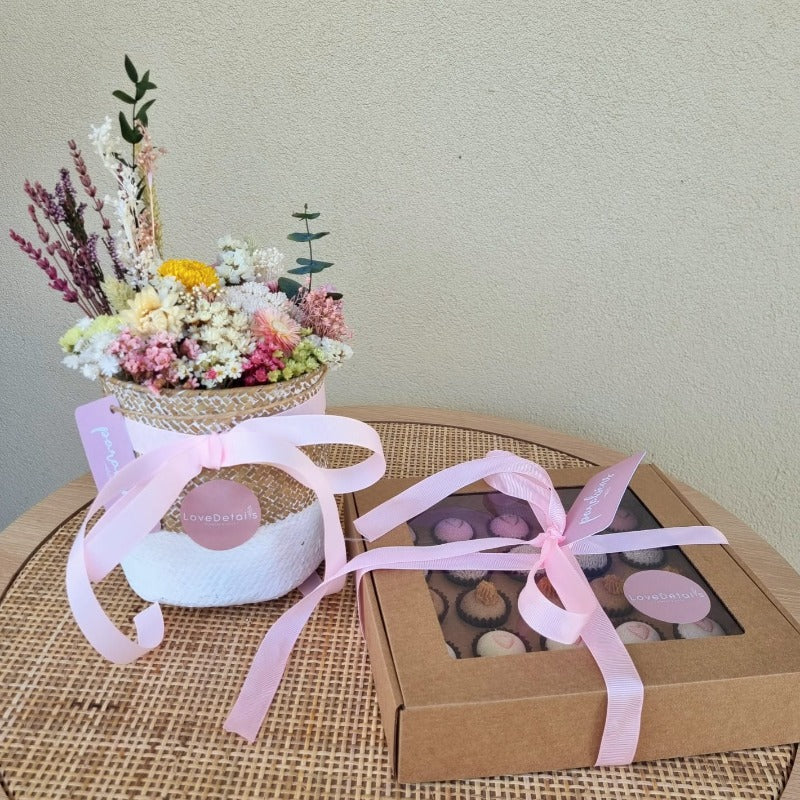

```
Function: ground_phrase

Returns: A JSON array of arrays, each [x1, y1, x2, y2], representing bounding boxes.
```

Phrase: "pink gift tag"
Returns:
[[563, 452, 646, 542], [180, 479, 262, 551], [623, 570, 711, 624], [75, 396, 136, 492]]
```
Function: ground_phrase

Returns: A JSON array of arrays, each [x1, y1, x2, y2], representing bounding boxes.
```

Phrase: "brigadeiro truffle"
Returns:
[[473, 629, 530, 657], [574, 551, 611, 579], [541, 635, 585, 651], [488, 513, 531, 540], [534, 572, 561, 605], [429, 587, 449, 622], [445, 641, 461, 659], [508, 544, 536, 582], [616, 620, 662, 644], [590, 574, 632, 618], [457, 580, 511, 628], [676, 617, 725, 639], [609, 507, 638, 532], [444, 569, 490, 588], [620, 548, 666, 569], [432, 517, 474, 544]]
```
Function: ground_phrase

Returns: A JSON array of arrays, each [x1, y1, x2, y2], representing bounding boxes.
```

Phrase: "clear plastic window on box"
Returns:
[[408, 488, 743, 660]]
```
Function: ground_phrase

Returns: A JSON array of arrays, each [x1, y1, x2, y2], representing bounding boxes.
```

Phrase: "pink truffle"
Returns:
[[488, 513, 531, 540], [676, 617, 725, 639], [433, 517, 474, 543], [609, 507, 638, 532], [615, 621, 661, 644], [475, 630, 528, 657]]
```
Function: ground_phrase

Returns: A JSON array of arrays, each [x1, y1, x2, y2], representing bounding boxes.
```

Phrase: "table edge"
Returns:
[[0, 473, 95, 593]]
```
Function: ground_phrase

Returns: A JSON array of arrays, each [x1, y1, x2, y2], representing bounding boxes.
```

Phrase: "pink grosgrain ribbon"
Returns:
[[66, 413, 386, 667], [355, 450, 728, 766], [223, 449, 727, 764]]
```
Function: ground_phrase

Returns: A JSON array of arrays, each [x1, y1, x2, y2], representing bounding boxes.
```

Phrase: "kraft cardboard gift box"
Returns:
[[344, 463, 800, 782]]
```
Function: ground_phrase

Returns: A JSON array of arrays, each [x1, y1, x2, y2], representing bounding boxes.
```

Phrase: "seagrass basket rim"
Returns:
[[101, 365, 327, 400]]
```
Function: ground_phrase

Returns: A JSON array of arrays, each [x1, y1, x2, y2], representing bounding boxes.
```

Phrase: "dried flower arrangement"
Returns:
[[10, 56, 352, 394]]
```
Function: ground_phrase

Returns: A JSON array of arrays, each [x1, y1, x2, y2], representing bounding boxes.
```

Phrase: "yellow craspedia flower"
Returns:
[[158, 259, 219, 289]]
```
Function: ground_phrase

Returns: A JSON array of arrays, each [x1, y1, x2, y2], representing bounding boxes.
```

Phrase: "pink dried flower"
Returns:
[[135, 208, 155, 251], [252, 305, 302, 353], [300, 288, 352, 341], [109, 328, 182, 393], [180, 337, 201, 360], [241, 340, 285, 386], [135, 124, 167, 178]]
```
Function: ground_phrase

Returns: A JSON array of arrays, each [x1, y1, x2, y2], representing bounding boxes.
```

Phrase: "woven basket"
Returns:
[[99, 369, 327, 607]]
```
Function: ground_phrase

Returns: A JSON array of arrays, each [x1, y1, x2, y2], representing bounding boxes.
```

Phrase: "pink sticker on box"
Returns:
[[75, 395, 136, 493], [180, 479, 262, 551], [623, 570, 711, 624]]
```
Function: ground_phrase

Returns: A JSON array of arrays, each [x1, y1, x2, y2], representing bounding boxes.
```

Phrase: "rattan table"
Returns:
[[2, 406, 799, 800]]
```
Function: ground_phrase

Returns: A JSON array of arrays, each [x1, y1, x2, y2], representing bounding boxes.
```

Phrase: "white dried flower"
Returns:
[[62, 328, 122, 380], [223, 283, 293, 316], [88, 117, 124, 172], [216, 237, 255, 284], [252, 247, 285, 282], [306, 334, 353, 369]]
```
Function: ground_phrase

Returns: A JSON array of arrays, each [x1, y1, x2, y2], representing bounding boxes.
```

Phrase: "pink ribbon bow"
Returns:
[[224, 449, 727, 766], [66, 412, 386, 670]]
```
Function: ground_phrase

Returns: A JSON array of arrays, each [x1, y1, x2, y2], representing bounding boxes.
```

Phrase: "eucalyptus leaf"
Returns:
[[291, 211, 321, 219], [135, 99, 156, 122], [118, 112, 136, 143], [135, 82, 147, 102], [124, 55, 138, 84], [296, 257, 334, 269], [287, 231, 330, 242], [143, 81, 157, 90], [326, 292, 343, 300], [112, 90, 136, 105], [278, 276, 304, 299], [139, 70, 150, 87], [289, 264, 331, 275]]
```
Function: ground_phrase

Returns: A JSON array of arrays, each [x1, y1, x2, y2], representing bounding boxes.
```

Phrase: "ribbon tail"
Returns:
[[580, 607, 644, 766], [579, 526, 728, 555], [67, 441, 203, 662], [354, 451, 542, 542], [225, 538, 535, 738], [66, 530, 164, 663], [297, 571, 322, 596], [133, 603, 166, 649], [224, 582, 330, 741]]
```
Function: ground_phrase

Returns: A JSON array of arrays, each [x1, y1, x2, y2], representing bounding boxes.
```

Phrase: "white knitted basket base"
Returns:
[[121, 501, 324, 607]]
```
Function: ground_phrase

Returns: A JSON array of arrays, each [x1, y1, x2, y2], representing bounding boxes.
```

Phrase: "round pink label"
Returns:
[[180, 480, 261, 551], [623, 570, 711, 624]]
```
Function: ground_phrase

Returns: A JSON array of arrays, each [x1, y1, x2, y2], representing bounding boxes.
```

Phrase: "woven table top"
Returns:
[[0, 418, 796, 799]]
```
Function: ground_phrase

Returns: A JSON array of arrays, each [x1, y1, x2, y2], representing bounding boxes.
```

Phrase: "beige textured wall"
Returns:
[[1, 2, 798, 568]]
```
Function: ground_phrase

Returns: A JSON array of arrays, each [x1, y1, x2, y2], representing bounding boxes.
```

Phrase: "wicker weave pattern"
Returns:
[[101, 371, 326, 529], [0, 422, 795, 799], [101, 369, 326, 429]]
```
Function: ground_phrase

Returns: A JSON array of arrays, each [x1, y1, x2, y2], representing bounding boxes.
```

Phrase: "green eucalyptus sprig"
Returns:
[[112, 55, 157, 156], [110, 55, 164, 256], [279, 204, 339, 299]]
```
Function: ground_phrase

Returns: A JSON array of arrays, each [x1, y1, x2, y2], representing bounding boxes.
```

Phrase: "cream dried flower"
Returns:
[[120, 285, 184, 335], [102, 278, 136, 313]]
